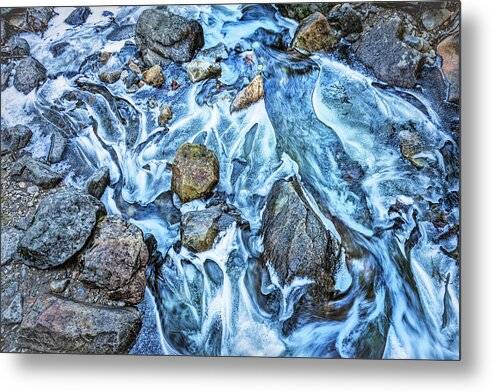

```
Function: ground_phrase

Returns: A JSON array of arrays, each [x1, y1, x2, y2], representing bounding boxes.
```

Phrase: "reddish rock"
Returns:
[[437, 34, 460, 102]]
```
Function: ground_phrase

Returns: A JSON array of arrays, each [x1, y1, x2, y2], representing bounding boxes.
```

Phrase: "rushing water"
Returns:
[[1, 5, 459, 359]]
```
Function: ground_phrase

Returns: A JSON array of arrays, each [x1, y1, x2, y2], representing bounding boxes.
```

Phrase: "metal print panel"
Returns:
[[0, 2, 460, 359]]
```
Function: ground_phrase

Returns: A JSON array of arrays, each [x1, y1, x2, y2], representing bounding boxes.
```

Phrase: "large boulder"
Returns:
[[353, 16, 424, 88], [17, 189, 106, 269], [0, 125, 32, 156], [13, 56, 47, 94], [291, 12, 338, 53], [230, 74, 264, 112], [171, 143, 219, 203], [2, 7, 55, 36], [261, 179, 342, 301], [135, 9, 204, 66], [437, 33, 459, 102], [79, 216, 148, 305], [9, 155, 62, 188], [18, 295, 141, 354]]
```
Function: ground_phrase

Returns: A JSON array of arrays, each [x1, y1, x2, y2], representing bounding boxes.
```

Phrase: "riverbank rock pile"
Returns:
[[1, 183, 149, 353], [282, 1, 460, 99]]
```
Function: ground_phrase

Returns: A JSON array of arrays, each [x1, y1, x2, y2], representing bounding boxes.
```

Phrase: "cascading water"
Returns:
[[1, 4, 459, 359]]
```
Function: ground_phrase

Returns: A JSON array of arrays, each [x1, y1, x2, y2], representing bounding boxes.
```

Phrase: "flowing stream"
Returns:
[[1, 5, 459, 359]]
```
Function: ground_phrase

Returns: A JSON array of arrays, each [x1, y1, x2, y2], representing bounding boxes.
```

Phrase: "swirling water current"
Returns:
[[1, 5, 459, 359]]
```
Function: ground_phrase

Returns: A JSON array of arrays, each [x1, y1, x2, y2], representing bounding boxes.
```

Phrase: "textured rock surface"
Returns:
[[18, 295, 141, 354], [158, 105, 172, 126], [9, 155, 63, 188], [18, 189, 106, 269], [142, 65, 164, 87], [186, 60, 221, 83], [64, 7, 91, 26], [135, 9, 204, 66], [261, 179, 342, 301], [171, 143, 219, 203], [85, 166, 110, 199], [354, 16, 424, 88], [47, 131, 67, 163], [276, 3, 335, 22], [13, 56, 47, 94], [80, 216, 148, 305], [180, 208, 222, 252], [230, 75, 264, 112], [292, 12, 338, 53], [437, 33, 459, 102], [1, 125, 32, 156], [1, 226, 23, 266]]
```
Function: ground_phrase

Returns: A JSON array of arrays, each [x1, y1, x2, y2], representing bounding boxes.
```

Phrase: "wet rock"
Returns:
[[328, 3, 362, 36], [158, 105, 172, 126], [204, 259, 223, 286], [180, 208, 223, 252], [186, 60, 221, 83], [19, 295, 141, 354], [196, 43, 229, 62], [99, 70, 121, 84], [5, 36, 30, 57], [230, 74, 264, 112], [13, 56, 47, 94], [353, 16, 424, 88], [142, 65, 164, 87], [292, 12, 338, 53], [9, 155, 63, 188], [437, 34, 459, 102], [399, 127, 426, 168], [80, 216, 148, 305], [2, 294, 23, 324], [171, 143, 219, 203], [47, 131, 67, 163], [3, 7, 55, 35], [49, 41, 69, 57], [421, 8, 452, 31], [1, 227, 23, 266], [261, 179, 342, 301], [64, 7, 91, 26], [17, 189, 106, 269], [135, 9, 204, 66], [49, 278, 70, 294], [151, 191, 181, 225], [276, 3, 335, 22], [85, 166, 110, 199], [1, 124, 32, 156], [1, 61, 15, 90]]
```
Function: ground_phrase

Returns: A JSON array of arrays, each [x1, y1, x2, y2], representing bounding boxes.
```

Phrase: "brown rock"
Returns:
[[230, 74, 264, 112], [186, 60, 221, 83], [171, 143, 219, 203], [142, 65, 164, 87], [79, 216, 148, 305], [180, 208, 222, 252], [291, 12, 338, 53], [158, 105, 173, 126], [437, 34, 459, 102], [18, 295, 141, 354]]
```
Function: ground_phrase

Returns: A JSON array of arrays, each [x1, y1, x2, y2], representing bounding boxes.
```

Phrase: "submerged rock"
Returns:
[[17, 189, 106, 269], [13, 56, 47, 94], [9, 155, 63, 188], [230, 74, 264, 112], [186, 60, 221, 83], [171, 143, 219, 203], [1, 125, 32, 156], [292, 12, 338, 53], [47, 131, 67, 163], [85, 166, 110, 199], [142, 64, 164, 87], [80, 216, 148, 305], [99, 70, 121, 84], [261, 179, 342, 301], [353, 17, 424, 88], [135, 9, 204, 66], [19, 295, 141, 354], [64, 7, 91, 26], [437, 34, 459, 102], [158, 105, 173, 126]]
